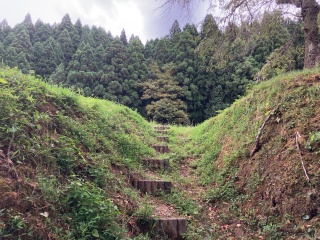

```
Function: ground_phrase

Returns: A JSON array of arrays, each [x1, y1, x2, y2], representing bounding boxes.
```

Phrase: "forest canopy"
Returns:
[[0, 11, 308, 124], [161, 0, 320, 69]]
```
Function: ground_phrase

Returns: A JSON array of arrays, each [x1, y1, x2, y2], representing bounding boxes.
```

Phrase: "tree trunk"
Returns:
[[301, 0, 320, 68]]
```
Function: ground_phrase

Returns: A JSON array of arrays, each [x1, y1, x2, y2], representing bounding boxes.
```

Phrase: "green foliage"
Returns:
[[142, 62, 189, 124], [259, 220, 283, 239], [64, 179, 122, 239], [57, 28, 75, 65], [33, 36, 63, 77], [49, 63, 67, 84], [133, 196, 153, 220], [38, 174, 64, 204], [205, 183, 237, 203], [159, 189, 199, 216], [305, 131, 320, 154], [179, 68, 320, 237], [0, 210, 32, 239], [169, 20, 181, 38], [9, 28, 33, 62], [255, 45, 297, 81]]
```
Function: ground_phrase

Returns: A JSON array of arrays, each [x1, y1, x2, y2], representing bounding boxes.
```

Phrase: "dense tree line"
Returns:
[[0, 13, 305, 124]]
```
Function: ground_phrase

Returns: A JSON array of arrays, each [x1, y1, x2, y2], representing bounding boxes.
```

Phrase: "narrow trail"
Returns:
[[129, 125, 253, 239], [130, 125, 187, 239], [126, 125, 254, 239]]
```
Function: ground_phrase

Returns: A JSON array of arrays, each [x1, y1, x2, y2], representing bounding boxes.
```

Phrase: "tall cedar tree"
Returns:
[[0, 19, 11, 42]]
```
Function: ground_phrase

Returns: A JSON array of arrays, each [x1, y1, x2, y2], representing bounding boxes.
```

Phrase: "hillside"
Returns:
[[168, 69, 320, 239], [0, 66, 160, 239], [1, 66, 320, 239]]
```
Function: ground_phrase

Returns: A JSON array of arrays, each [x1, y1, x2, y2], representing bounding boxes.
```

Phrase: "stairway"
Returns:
[[132, 125, 187, 239]]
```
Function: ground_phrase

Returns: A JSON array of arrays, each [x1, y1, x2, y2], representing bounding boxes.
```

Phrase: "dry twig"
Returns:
[[295, 132, 310, 182], [0, 146, 19, 181]]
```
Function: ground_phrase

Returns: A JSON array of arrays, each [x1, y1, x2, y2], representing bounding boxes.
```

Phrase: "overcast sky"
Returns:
[[0, 0, 211, 43]]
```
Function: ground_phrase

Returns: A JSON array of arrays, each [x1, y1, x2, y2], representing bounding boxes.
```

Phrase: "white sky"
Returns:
[[0, 0, 211, 43]]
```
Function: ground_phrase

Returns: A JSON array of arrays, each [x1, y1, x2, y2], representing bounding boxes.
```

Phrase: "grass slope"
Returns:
[[170, 69, 320, 239], [0, 66, 158, 239]]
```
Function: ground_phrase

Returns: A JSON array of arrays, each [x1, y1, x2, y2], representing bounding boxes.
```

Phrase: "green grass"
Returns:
[[0, 66, 157, 239]]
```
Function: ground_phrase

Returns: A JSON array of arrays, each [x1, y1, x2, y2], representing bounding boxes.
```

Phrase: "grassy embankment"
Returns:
[[0, 66, 161, 239], [167, 68, 320, 239]]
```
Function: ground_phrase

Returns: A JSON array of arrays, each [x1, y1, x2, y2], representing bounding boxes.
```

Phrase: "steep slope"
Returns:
[[0, 66, 161, 239], [169, 69, 320, 239]]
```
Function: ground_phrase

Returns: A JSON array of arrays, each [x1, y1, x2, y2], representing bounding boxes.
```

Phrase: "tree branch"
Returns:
[[276, 0, 301, 8], [255, 42, 292, 81], [250, 114, 272, 157], [250, 105, 280, 158]]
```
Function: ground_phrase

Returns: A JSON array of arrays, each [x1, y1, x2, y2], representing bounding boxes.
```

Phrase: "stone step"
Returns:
[[137, 218, 187, 240], [131, 179, 172, 194], [157, 136, 169, 142], [153, 145, 170, 153], [143, 158, 169, 170], [154, 126, 170, 130], [155, 130, 168, 135]]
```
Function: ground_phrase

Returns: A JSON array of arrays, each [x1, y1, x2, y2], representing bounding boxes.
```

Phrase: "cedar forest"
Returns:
[[0, 12, 306, 124]]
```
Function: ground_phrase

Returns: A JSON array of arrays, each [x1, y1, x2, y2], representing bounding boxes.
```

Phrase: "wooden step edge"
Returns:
[[111, 163, 132, 179], [131, 179, 172, 194], [142, 158, 169, 170], [157, 136, 169, 142], [155, 130, 168, 135], [152, 145, 170, 153], [154, 126, 170, 130], [137, 217, 187, 240]]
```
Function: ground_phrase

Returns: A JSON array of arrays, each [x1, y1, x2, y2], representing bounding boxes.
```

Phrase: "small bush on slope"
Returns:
[[0, 66, 156, 239]]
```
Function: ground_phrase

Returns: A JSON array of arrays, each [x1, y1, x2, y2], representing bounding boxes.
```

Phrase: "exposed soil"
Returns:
[[150, 196, 181, 218], [176, 156, 254, 239]]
